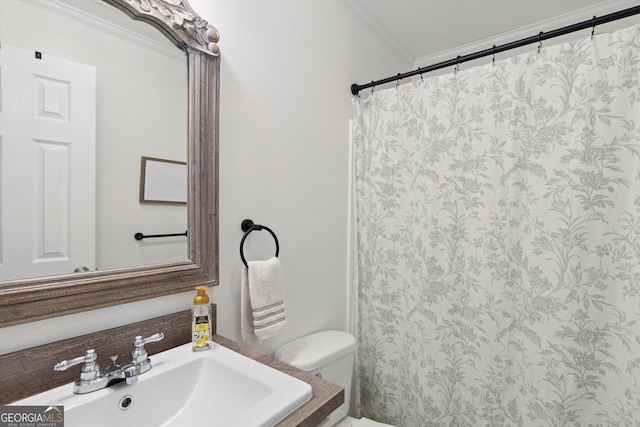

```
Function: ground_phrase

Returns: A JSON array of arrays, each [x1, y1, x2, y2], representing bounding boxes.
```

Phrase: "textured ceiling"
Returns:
[[345, 0, 637, 66]]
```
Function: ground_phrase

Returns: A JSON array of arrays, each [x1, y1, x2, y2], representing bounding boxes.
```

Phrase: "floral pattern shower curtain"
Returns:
[[353, 24, 640, 426]]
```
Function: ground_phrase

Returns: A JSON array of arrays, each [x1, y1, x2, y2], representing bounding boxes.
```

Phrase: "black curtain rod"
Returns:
[[351, 5, 640, 96]]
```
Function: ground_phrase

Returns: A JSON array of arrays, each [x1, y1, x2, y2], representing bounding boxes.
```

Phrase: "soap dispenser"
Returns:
[[192, 286, 212, 352]]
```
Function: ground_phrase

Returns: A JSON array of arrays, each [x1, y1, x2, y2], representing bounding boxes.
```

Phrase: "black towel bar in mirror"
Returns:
[[135, 231, 188, 240], [240, 219, 279, 268]]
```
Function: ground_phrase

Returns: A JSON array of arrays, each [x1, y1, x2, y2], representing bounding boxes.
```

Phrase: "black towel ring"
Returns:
[[240, 219, 280, 268]]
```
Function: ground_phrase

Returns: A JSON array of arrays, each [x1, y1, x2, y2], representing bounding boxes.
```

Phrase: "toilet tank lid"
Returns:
[[274, 330, 357, 371]]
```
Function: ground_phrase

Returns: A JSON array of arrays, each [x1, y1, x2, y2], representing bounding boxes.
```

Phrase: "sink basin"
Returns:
[[13, 342, 312, 427]]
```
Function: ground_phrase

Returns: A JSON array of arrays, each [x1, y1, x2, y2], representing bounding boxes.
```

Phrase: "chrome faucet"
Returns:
[[53, 333, 164, 394]]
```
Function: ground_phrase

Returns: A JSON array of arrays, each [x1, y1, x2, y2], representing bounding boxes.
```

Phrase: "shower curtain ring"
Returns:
[[454, 55, 460, 74], [492, 45, 496, 66], [591, 15, 597, 39], [537, 32, 543, 53]]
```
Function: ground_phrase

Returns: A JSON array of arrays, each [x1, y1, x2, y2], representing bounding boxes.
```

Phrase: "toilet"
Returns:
[[274, 330, 394, 427]]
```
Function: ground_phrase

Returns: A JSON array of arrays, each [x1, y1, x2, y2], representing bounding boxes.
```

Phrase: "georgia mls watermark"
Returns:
[[0, 406, 64, 427]]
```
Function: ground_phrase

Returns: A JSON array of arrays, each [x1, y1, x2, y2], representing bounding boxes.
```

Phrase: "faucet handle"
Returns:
[[54, 349, 100, 381], [136, 332, 164, 346], [54, 349, 96, 371], [131, 332, 164, 364]]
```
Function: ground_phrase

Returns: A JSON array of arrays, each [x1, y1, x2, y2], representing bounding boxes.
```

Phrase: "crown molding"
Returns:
[[24, 0, 183, 59], [341, 0, 415, 65], [414, 0, 640, 68], [341, 0, 639, 70]]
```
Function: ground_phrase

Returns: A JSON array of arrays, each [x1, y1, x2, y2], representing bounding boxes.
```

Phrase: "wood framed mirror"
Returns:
[[0, 0, 219, 327]]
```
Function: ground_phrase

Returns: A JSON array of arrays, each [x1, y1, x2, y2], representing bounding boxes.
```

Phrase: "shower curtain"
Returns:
[[352, 24, 640, 426]]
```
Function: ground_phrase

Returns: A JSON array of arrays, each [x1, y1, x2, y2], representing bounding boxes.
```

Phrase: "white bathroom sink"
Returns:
[[13, 342, 313, 427]]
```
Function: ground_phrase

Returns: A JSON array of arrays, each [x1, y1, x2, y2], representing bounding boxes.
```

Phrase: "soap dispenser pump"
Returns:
[[192, 286, 212, 352]]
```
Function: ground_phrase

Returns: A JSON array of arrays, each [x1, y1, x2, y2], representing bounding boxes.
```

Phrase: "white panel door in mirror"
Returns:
[[0, 45, 96, 280]]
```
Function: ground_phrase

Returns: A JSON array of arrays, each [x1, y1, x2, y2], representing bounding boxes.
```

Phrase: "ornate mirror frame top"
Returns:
[[0, 0, 220, 327]]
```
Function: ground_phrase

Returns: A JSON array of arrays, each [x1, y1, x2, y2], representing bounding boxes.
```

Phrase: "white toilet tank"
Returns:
[[274, 330, 357, 425]]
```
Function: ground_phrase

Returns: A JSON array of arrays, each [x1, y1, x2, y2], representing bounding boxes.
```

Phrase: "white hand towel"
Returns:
[[241, 256, 286, 342]]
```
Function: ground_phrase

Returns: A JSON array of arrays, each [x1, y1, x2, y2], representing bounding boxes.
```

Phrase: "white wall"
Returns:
[[0, 0, 408, 355], [196, 0, 410, 355]]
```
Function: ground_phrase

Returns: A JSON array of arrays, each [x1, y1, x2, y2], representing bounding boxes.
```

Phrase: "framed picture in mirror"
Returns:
[[139, 156, 187, 204]]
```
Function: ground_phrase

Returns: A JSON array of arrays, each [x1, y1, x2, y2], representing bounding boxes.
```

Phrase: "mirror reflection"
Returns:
[[0, 0, 189, 281]]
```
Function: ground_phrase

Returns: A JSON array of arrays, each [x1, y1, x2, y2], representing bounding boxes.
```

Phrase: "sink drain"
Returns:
[[118, 395, 134, 410]]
